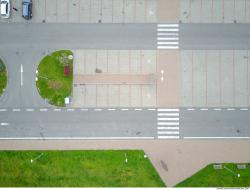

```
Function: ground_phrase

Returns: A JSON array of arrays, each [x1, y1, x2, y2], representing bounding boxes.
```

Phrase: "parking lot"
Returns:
[[72, 50, 157, 107], [181, 50, 250, 107]]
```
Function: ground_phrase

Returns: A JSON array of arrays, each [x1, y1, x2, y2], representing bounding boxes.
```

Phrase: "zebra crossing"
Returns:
[[157, 24, 179, 50], [157, 108, 180, 139]]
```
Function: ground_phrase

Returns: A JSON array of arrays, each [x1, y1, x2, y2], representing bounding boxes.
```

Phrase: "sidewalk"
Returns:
[[74, 74, 156, 85], [1, 140, 250, 187]]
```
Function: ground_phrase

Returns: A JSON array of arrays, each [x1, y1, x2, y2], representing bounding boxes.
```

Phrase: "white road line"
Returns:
[[214, 108, 221, 111], [40, 108, 48, 112], [158, 108, 179, 112], [94, 108, 103, 111], [135, 108, 142, 111], [67, 108, 75, 112], [0, 137, 155, 140], [158, 118, 179, 121], [157, 28, 179, 32], [157, 41, 179, 45], [157, 37, 179, 41], [54, 109, 61, 112], [157, 46, 179, 49], [158, 131, 179, 135], [20, 64, 23, 86], [0, 109, 7, 112], [121, 108, 129, 111], [13, 108, 21, 112], [157, 122, 179, 126], [157, 32, 179, 36], [108, 108, 116, 111], [80, 108, 88, 111], [157, 113, 179, 116], [200, 108, 208, 111], [187, 108, 195, 111], [184, 137, 250, 139], [227, 108, 235, 111], [158, 136, 179, 139], [157, 33, 178, 36], [158, 126, 179, 130], [157, 24, 179, 27], [240, 108, 248, 111], [26, 108, 34, 112], [0, 123, 9, 126], [147, 108, 156, 111]]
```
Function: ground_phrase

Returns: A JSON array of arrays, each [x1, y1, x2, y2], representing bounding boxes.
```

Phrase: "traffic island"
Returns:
[[0, 58, 7, 97], [36, 50, 73, 107]]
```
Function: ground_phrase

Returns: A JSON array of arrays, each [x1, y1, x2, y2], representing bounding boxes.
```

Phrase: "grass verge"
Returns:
[[36, 50, 73, 107], [175, 163, 250, 187], [0, 58, 7, 96], [0, 150, 165, 187]]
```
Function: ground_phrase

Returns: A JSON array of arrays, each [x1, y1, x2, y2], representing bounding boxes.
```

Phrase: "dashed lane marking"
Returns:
[[13, 108, 21, 112], [40, 108, 48, 112], [0, 109, 7, 112], [26, 108, 34, 112], [94, 108, 103, 111], [158, 108, 179, 112], [80, 108, 88, 111], [121, 108, 129, 111], [135, 108, 142, 111], [0, 122, 9, 126]]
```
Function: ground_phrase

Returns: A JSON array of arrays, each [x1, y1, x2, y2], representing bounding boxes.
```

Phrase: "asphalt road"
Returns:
[[0, 108, 156, 139], [0, 108, 249, 139], [1, 23, 250, 139], [1, 23, 250, 49], [179, 24, 250, 50], [0, 23, 156, 50], [180, 108, 250, 139]]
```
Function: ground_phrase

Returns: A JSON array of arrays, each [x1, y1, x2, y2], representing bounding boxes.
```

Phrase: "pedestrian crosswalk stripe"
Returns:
[[157, 23, 179, 50]]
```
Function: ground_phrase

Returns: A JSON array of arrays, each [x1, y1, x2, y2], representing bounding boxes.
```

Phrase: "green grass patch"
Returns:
[[36, 50, 73, 107], [0, 150, 165, 187], [0, 58, 7, 96], [176, 163, 250, 187]]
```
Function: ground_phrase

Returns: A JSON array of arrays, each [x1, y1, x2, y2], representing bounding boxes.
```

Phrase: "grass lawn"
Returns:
[[36, 50, 73, 107], [0, 150, 165, 187], [0, 58, 7, 96], [176, 163, 250, 187]]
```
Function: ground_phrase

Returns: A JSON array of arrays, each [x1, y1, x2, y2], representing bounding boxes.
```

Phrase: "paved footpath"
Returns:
[[1, 139, 250, 187]]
